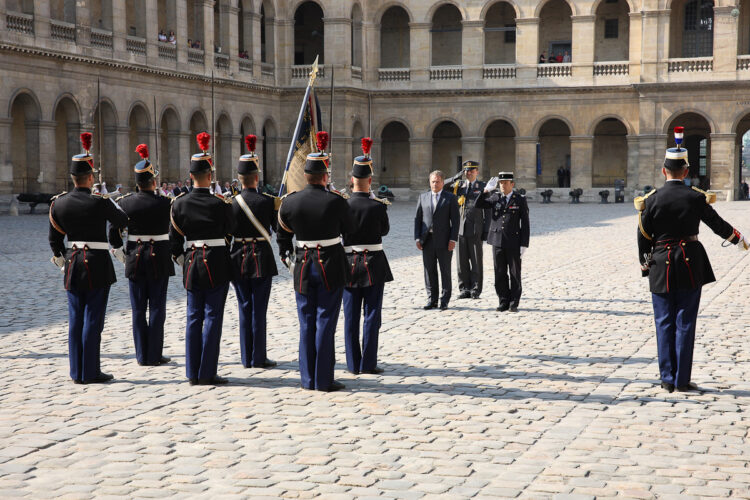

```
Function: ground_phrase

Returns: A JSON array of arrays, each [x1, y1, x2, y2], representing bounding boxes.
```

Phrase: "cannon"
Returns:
[[378, 185, 395, 200], [539, 189, 553, 204], [569, 188, 583, 204], [16, 193, 54, 214], [598, 190, 610, 203], [614, 179, 625, 203]]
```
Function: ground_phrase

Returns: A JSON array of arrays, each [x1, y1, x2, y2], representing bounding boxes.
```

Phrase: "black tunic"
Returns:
[[277, 184, 356, 294], [169, 187, 235, 290], [475, 190, 530, 249], [230, 188, 279, 280], [48, 187, 128, 291], [342, 192, 393, 288], [445, 175, 491, 239], [109, 190, 175, 281]]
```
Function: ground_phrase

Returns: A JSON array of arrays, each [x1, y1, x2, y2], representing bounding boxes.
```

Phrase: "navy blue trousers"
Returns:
[[129, 277, 169, 365], [651, 288, 701, 387], [67, 286, 110, 382], [343, 283, 384, 374], [233, 276, 272, 368], [185, 283, 229, 380], [295, 264, 343, 390]]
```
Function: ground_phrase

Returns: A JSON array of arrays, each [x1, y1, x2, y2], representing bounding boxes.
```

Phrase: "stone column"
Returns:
[[76, 1, 91, 46], [713, 6, 739, 75], [176, 0, 188, 65], [227, 5, 239, 74], [276, 18, 293, 85], [178, 131, 192, 179], [626, 136, 640, 192], [409, 23, 431, 82], [514, 18, 538, 81], [324, 17, 351, 85], [514, 137, 538, 191], [115, 126, 130, 186], [363, 20, 378, 83], [710, 133, 737, 200], [640, 10, 660, 82], [462, 20, 484, 83], [37, 121, 57, 193], [462, 137, 484, 165], [249, 10, 261, 76], [655, 11, 670, 81], [202, 0, 214, 70], [112, 0, 127, 56], [628, 12, 642, 81], [0, 118, 12, 195], [409, 138, 431, 194], [571, 15, 595, 78], [32, 0, 50, 40], [64, 121, 81, 190], [146, 0, 159, 65], [634, 134, 663, 190], [570, 135, 594, 189]]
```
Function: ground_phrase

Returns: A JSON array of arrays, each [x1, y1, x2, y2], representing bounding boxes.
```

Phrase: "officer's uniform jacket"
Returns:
[[277, 184, 356, 294], [476, 190, 530, 249], [343, 192, 394, 288], [48, 187, 129, 291], [445, 175, 491, 239], [230, 188, 278, 280], [109, 190, 175, 281], [169, 187, 235, 290], [637, 181, 737, 293]]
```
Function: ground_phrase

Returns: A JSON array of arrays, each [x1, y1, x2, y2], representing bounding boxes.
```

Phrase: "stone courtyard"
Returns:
[[1, 200, 750, 499]]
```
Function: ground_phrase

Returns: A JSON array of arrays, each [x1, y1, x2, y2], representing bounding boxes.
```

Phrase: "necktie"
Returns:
[[432, 193, 438, 213]]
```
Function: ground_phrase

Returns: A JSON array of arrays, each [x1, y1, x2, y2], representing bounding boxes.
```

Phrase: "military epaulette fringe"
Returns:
[[263, 192, 283, 210], [373, 196, 391, 206], [50, 191, 67, 201], [692, 185, 716, 204], [280, 191, 295, 200], [633, 189, 656, 211], [116, 192, 133, 202], [216, 193, 232, 203], [171, 192, 186, 204], [329, 189, 349, 199]]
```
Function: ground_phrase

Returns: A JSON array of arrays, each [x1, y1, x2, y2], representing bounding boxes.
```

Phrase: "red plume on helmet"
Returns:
[[361, 137, 373, 157], [135, 144, 149, 159], [316, 131, 329, 152], [245, 134, 257, 153], [80, 132, 93, 153], [196, 132, 211, 153]]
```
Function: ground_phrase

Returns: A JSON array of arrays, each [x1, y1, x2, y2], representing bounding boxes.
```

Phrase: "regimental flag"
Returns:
[[279, 80, 323, 196]]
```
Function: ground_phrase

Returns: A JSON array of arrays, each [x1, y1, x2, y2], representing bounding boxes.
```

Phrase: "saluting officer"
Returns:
[[476, 172, 530, 312], [48, 132, 128, 384], [230, 135, 278, 369], [109, 144, 174, 367], [342, 138, 393, 375], [277, 131, 356, 392], [637, 126, 749, 393], [170, 133, 235, 385], [445, 160, 490, 299]]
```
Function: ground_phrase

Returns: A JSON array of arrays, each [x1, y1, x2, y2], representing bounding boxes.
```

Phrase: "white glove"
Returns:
[[739, 235, 750, 251], [174, 254, 185, 267], [485, 177, 499, 192], [51, 255, 65, 269], [369, 191, 376, 200], [520, 246, 527, 258], [111, 247, 126, 265]]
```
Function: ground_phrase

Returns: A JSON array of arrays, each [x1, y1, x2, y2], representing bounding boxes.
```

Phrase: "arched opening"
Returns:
[[186, 0, 204, 48], [9, 93, 41, 193], [129, 104, 152, 187], [261, 2, 275, 65], [666, 113, 711, 189], [215, 114, 233, 183], [431, 4, 463, 66], [189, 111, 209, 156], [351, 121, 365, 177], [351, 4, 363, 68], [739, 0, 750, 55], [89, 0, 112, 31], [54, 97, 80, 191], [538, 118, 571, 187], [125, 0, 146, 37], [50, 0, 76, 23], [213, 0, 230, 54], [240, 116, 256, 154], [262, 119, 278, 186], [92, 100, 117, 185], [238, 0, 252, 58], [160, 108, 180, 183], [594, 0, 629, 61], [539, 0, 572, 63], [592, 118, 628, 187], [484, 120, 516, 180], [670, 0, 714, 58], [484, 2, 517, 64], [380, 6, 410, 68], [295, 1, 324, 65], [736, 114, 750, 198], [432, 121, 462, 175], [157, 0, 177, 41], [380, 122, 411, 188]]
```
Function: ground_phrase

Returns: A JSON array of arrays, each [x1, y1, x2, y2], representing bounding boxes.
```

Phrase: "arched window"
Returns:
[[295, 2, 324, 65], [538, 0, 572, 63], [431, 5, 463, 66], [380, 6, 410, 68], [594, 0, 630, 61], [683, 0, 713, 57], [351, 4, 363, 68], [484, 2, 517, 64]]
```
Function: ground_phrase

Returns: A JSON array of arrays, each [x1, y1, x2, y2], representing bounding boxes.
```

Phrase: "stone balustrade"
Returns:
[[483, 64, 516, 79], [667, 57, 713, 73], [429, 66, 462, 81], [537, 63, 572, 78], [378, 68, 410, 82], [50, 20, 75, 42], [593, 61, 629, 76]]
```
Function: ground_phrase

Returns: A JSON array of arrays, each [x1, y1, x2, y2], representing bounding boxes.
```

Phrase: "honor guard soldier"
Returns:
[[342, 138, 393, 375], [476, 172, 530, 312], [277, 131, 356, 392], [445, 160, 490, 299], [109, 144, 174, 367], [636, 127, 749, 393], [170, 133, 236, 385], [230, 135, 278, 369], [48, 132, 128, 384]]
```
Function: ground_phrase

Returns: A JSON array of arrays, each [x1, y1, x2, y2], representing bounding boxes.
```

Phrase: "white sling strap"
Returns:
[[236, 194, 272, 245]]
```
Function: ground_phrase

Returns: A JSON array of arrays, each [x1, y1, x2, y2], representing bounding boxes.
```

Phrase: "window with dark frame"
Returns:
[[505, 24, 516, 43], [604, 19, 619, 39]]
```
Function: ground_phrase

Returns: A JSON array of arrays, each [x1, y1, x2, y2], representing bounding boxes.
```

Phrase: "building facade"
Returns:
[[3, 0, 750, 200]]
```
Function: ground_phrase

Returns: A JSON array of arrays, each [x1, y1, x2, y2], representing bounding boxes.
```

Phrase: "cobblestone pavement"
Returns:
[[2, 200, 750, 499]]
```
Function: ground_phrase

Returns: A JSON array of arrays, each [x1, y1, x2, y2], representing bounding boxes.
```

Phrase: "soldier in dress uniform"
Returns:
[[277, 131, 356, 392], [48, 132, 128, 384], [109, 144, 174, 366], [444, 160, 490, 299], [230, 135, 278, 369], [342, 138, 393, 375], [636, 126, 749, 393], [169, 133, 235, 385], [476, 172, 530, 312]]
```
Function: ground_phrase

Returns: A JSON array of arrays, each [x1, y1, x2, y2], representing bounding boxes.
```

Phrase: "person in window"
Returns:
[[158, 30, 166, 42], [563, 51, 571, 63], [556, 52, 563, 63], [539, 52, 546, 64], [168, 31, 176, 44], [188, 38, 193, 48], [548, 54, 556, 63]]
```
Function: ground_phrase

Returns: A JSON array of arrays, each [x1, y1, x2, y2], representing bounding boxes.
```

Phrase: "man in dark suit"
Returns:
[[476, 172, 530, 312], [414, 170, 460, 310], [637, 126, 749, 393]]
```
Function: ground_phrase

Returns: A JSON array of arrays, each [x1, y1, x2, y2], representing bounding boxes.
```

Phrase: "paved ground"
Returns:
[[1, 199, 750, 499]]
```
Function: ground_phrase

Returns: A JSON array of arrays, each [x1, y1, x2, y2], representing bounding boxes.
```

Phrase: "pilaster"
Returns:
[[570, 135, 594, 189], [514, 137, 538, 191]]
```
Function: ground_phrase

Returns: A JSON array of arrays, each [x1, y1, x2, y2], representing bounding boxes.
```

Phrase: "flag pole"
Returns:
[[97, 77, 103, 185], [153, 96, 159, 186]]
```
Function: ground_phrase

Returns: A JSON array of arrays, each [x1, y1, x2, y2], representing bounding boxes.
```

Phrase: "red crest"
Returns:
[[316, 131, 329, 152], [135, 144, 149, 159], [196, 132, 211, 153], [245, 134, 257, 153], [361, 137, 373, 156], [80, 132, 93, 152]]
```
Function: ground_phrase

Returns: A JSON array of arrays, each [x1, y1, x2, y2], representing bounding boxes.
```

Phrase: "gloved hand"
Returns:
[[739, 235, 750, 251], [174, 254, 185, 267], [51, 255, 65, 269], [520, 246, 527, 258], [484, 177, 499, 192], [111, 247, 126, 265]]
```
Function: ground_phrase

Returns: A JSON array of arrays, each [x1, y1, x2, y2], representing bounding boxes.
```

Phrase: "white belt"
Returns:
[[296, 237, 341, 248], [344, 244, 383, 253], [237, 237, 266, 244], [129, 234, 169, 242], [186, 239, 226, 247], [67, 241, 109, 250]]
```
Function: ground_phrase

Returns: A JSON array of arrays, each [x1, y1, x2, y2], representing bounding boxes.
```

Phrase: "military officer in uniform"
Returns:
[[170, 133, 235, 385], [109, 144, 174, 366], [277, 131, 356, 392], [48, 132, 128, 384], [476, 172, 530, 312], [342, 138, 393, 375], [444, 161, 490, 299], [637, 127, 749, 393], [230, 135, 278, 369]]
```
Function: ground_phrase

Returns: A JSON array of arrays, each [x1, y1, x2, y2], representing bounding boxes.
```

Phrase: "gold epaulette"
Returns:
[[330, 189, 349, 199], [171, 191, 186, 204], [373, 196, 391, 206], [457, 195, 465, 207], [263, 192, 283, 210], [634, 189, 656, 211], [215, 193, 232, 203], [692, 185, 716, 204], [51, 191, 67, 201], [116, 192, 133, 202]]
